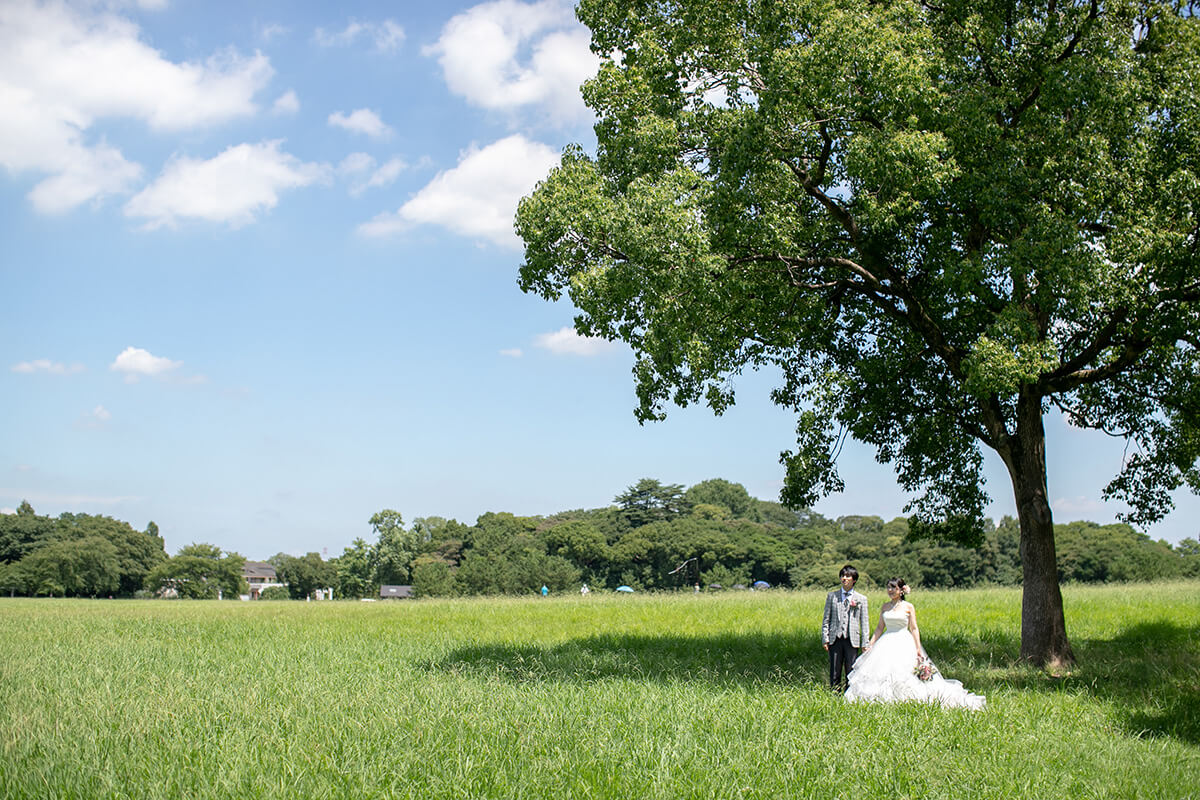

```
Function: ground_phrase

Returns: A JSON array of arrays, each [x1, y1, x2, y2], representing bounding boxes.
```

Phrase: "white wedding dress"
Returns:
[[845, 606, 985, 710]]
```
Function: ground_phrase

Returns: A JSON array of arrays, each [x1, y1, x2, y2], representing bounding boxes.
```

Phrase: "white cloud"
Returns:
[[426, 0, 598, 124], [79, 405, 112, 428], [0, 508, 14, 515], [110, 346, 181, 381], [358, 134, 558, 248], [364, 157, 406, 188], [124, 140, 330, 228], [338, 152, 375, 174], [357, 157, 406, 194], [499, 348, 524, 358], [314, 19, 405, 52], [11, 359, 85, 375], [1052, 496, 1106, 516], [328, 108, 392, 139], [259, 22, 289, 42], [272, 90, 299, 114], [337, 153, 407, 195], [533, 326, 617, 356], [0, 1, 273, 212]]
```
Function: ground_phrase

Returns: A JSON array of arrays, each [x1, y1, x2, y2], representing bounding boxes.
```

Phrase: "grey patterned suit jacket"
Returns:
[[822, 588, 870, 648]]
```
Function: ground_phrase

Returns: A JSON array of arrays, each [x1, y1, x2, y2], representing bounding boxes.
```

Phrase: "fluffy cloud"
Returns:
[[533, 327, 617, 356], [272, 90, 300, 114], [328, 108, 392, 139], [358, 134, 558, 248], [338, 153, 407, 195], [124, 141, 330, 228], [314, 19, 405, 52], [79, 405, 112, 428], [110, 346, 181, 381], [11, 359, 85, 375], [426, 0, 598, 124], [0, 1, 273, 212], [364, 157, 407, 189], [499, 348, 524, 358]]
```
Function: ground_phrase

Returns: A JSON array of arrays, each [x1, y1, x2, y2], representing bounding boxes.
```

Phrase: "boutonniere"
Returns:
[[848, 598, 859, 609]]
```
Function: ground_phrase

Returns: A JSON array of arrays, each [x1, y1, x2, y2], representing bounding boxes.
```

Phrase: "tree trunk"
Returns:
[[1003, 392, 1075, 669]]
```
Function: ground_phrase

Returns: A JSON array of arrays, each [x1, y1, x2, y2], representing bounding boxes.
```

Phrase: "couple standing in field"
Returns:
[[821, 564, 985, 710]]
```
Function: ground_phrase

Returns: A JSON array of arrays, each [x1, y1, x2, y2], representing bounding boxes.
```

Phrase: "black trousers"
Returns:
[[828, 636, 858, 691]]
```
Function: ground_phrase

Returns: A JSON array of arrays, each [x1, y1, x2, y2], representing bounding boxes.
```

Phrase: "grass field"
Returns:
[[1, 583, 1197, 799]]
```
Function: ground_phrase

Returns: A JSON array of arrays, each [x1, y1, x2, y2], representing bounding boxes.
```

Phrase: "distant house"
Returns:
[[241, 561, 285, 600], [380, 584, 414, 599]]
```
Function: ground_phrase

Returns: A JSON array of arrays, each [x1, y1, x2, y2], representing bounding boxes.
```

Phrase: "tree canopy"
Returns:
[[516, 0, 1200, 666], [0, 506, 166, 597], [144, 543, 246, 600]]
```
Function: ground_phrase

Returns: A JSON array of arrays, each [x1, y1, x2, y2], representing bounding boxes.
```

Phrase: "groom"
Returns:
[[822, 565, 869, 692]]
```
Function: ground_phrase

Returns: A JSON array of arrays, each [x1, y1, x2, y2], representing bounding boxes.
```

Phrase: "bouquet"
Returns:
[[914, 656, 937, 682]]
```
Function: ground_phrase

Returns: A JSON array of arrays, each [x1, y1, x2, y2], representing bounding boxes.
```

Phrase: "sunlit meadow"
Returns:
[[1, 584, 1197, 799]]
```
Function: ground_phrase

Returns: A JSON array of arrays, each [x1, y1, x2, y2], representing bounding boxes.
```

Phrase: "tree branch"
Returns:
[[1043, 336, 1153, 393]]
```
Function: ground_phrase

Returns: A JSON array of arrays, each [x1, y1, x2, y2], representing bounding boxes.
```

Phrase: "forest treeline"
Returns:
[[2, 479, 1198, 599]]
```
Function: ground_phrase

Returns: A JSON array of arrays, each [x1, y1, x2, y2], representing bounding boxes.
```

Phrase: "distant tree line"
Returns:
[[324, 478, 1200, 599], [0, 501, 244, 598], [3, 479, 1197, 600]]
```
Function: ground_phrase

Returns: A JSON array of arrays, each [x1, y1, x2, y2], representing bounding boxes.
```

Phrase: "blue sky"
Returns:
[[3, 0, 1196, 559]]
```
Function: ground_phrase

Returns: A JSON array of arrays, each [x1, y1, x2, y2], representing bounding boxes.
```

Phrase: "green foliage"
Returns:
[[411, 557, 456, 598], [0, 507, 166, 596], [370, 509, 418, 585], [333, 537, 376, 599], [276, 552, 337, 600], [11, 537, 121, 597], [53, 512, 168, 595], [258, 585, 291, 601], [614, 478, 690, 527], [1056, 521, 1183, 583], [359, 479, 1193, 599], [684, 478, 754, 518], [144, 543, 246, 599], [0, 503, 57, 563], [518, 0, 1200, 662]]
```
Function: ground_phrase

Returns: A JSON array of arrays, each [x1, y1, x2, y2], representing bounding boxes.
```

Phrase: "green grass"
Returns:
[[1, 584, 1197, 799]]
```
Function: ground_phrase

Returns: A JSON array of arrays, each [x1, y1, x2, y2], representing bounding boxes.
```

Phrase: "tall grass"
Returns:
[[1, 584, 1197, 799]]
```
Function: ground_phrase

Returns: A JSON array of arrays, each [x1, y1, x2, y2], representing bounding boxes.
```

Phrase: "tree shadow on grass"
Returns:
[[424, 622, 1199, 744], [930, 622, 1199, 744], [424, 631, 829, 687]]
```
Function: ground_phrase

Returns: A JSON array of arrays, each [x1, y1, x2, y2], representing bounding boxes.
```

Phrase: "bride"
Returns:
[[845, 577, 985, 710]]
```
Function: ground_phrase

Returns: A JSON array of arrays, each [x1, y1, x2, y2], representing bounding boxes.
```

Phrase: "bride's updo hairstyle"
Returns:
[[886, 577, 908, 600]]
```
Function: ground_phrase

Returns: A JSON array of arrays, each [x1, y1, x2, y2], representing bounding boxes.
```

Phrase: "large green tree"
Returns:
[[517, 0, 1200, 665], [370, 509, 418, 585], [144, 543, 246, 599], [334, 537, 377, 599], [614, 478, 690, 526], [0, 502, 56, 563], [276, 552, 337, 600], [53, 513, 167, 595], [13, 537, 121, 597]]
